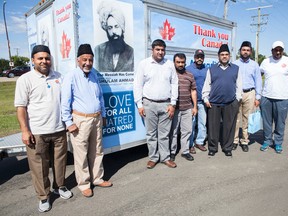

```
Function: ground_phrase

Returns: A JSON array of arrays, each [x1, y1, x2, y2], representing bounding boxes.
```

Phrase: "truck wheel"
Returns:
[[8, 73, 15, 78]]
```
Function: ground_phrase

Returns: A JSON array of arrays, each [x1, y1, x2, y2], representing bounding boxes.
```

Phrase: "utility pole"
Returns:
[[247, 5, 272, 63], [3, 0, 13, 68], [224, 0, 236, 19], [14, 48, 20, 56]]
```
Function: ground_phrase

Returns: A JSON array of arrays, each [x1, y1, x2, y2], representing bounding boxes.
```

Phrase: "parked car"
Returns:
[[2, 66, 31, 78]]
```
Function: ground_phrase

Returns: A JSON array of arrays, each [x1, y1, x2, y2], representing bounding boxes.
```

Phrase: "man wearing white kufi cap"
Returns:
[[259, 41, 288, 153], [95, 1, 134, 72]]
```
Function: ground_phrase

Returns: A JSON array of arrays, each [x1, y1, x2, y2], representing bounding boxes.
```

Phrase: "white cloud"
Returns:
[[8, 15, 27, 33]]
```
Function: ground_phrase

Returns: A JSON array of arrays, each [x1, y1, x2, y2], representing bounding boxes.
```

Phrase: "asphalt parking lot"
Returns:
[[1, 126, 288, 216]]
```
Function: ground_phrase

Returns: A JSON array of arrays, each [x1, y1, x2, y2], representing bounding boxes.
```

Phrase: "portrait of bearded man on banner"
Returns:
[[94, 1, 134, 72]]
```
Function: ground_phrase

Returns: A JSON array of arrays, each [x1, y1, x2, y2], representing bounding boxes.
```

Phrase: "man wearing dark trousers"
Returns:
[[202, 44, 242, 157]]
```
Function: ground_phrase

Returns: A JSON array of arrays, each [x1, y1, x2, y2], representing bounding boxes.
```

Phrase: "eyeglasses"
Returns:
[[195, 55, 204, 59]]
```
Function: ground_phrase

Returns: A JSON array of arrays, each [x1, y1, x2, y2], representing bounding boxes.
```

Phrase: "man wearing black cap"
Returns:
[[61, 44, 112, 198], [186, 49, 208, 154], [232, 41, 262, 152], [202, 44, 242, 157], [15, 45, 72, 213]]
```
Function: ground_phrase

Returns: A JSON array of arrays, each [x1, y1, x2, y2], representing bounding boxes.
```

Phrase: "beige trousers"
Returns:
[[234, 90, 256, 145], [26, 130, 67, 200], [70, 113, 104, 191]]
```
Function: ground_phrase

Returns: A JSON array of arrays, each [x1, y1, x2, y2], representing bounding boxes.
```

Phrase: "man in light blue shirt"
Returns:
[[61, 44, 112, 198], [233, 41, 262, 152]]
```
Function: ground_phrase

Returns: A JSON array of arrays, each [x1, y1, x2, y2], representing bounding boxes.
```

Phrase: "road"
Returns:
[[0, 77, 18, 82], [1, 128, 288, 216]]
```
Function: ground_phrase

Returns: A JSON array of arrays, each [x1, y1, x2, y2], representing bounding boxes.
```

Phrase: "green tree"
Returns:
[[11, 55, 30, 67], [0, 58, 9, 73]]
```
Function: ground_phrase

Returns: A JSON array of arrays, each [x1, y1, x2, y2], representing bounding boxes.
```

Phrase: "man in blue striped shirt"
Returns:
[[61, 44, 112, 198], [232, 41, 262, 152]]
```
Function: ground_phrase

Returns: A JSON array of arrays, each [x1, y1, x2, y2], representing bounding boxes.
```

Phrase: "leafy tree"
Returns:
[[0, 58, 9, 72], [11, 55, 30, 67]]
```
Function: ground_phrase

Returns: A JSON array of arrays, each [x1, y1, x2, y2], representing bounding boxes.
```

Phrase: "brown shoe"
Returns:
[[190, 147, 196, 154], [147, 161, 157, 169], [162, 160, 177, 168], [195, 144, 207, 151], [81, 188, 93, 197], [95, 181, 113, 187]]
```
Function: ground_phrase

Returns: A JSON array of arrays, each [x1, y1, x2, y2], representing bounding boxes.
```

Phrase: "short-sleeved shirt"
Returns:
[[260, 56, 288, 99], [14, 69, 65, 135], [176, 71, 197, 111]]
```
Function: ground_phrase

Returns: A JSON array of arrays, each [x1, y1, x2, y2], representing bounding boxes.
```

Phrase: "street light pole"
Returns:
[[3, 1, 12, 68]]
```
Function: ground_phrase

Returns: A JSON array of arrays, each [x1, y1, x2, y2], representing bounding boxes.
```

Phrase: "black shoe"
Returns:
[[240, 145, 249, 152], [224, 151, 232, 157], [170, 154, 176, 161], [208, 151, 215, 156], [232, 143, 238, 150], [181, 153, 194, 161]]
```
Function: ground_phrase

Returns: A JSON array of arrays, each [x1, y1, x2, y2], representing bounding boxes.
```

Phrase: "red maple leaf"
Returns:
[[159, 19, 175, 41], [60, 31, 71, 58]]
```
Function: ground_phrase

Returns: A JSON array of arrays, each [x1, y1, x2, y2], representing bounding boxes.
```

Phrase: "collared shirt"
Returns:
[[61, 67, 106, 128], [202, 62, 242, 103], [260, 55, 288, 99], [133, 56, 178, 108], [14, 69, 65, 134], [176, 71, 196, 111], [233, 58, 262, 100], [186, 63, 207, 102]]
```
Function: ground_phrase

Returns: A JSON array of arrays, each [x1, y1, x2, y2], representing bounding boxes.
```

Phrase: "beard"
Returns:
[[107, 33, 126, 54], [176, 67, 186, 74]]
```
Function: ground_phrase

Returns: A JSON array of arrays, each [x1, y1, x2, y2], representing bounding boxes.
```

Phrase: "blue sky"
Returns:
[[0, 0, 287, 60]]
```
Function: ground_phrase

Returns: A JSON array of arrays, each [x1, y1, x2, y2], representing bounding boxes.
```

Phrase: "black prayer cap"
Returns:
[[240, 41, 252, 49], [31, 45, 50, 58], [77, 44, 94, 57], [218, 44, 230, 54]]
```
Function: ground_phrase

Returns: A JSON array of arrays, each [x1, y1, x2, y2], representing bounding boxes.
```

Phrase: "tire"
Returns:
[[8, 73, 15, 78]]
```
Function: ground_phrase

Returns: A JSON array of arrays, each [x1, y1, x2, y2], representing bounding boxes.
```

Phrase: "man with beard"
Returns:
[[232, 41, 262, 152], [61, 44, 112, 198], [15, 45, 72, 212], [202, 44, 242, 157], [259, 41, 288, 153], [186, 49, 208, 154], [170, 53, 197, 161], [95, 3, 134, 72]]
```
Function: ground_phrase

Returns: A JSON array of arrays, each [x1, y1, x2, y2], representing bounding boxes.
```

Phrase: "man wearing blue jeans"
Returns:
[[259, 41, 288, 153], [186, 49, 208, 154]]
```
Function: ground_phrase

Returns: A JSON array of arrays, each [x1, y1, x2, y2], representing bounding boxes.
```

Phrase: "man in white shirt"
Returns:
[[259, 41, 288, 153], [133, 39, 178, 169], [14, 45, 72, 213]]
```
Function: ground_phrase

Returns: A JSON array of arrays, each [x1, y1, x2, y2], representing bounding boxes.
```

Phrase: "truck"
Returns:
[[25, 0, 236, 154]]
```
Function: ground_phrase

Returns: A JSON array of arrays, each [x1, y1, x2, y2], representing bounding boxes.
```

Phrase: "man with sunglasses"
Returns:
[[232, 41, 262, 152], [186, 49, 208, 154], [259, 41, 288, 153]]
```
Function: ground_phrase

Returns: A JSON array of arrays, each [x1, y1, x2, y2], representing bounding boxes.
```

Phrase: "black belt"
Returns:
[[243, 88, 255, 93], [143, 97, 170, 103]]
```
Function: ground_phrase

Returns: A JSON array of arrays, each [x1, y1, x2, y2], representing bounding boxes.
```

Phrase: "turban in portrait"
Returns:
[[97, 1, 125, 32]]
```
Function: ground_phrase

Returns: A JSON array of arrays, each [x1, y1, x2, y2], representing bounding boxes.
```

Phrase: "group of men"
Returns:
[[134, 39, 288, 169], [15, 44, 112, 213], [15, 38, 288, 213]]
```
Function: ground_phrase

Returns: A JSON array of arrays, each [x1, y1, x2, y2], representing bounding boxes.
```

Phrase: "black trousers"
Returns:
[[207, 99, 239, 153]]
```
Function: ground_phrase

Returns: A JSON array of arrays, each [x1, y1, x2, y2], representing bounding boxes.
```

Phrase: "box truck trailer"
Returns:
[[25, 0, 236, 154]]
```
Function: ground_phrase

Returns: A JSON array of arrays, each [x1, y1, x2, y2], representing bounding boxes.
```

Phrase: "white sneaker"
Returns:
[[53, 186, 73, 199], [38, 198, 51, 213]]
